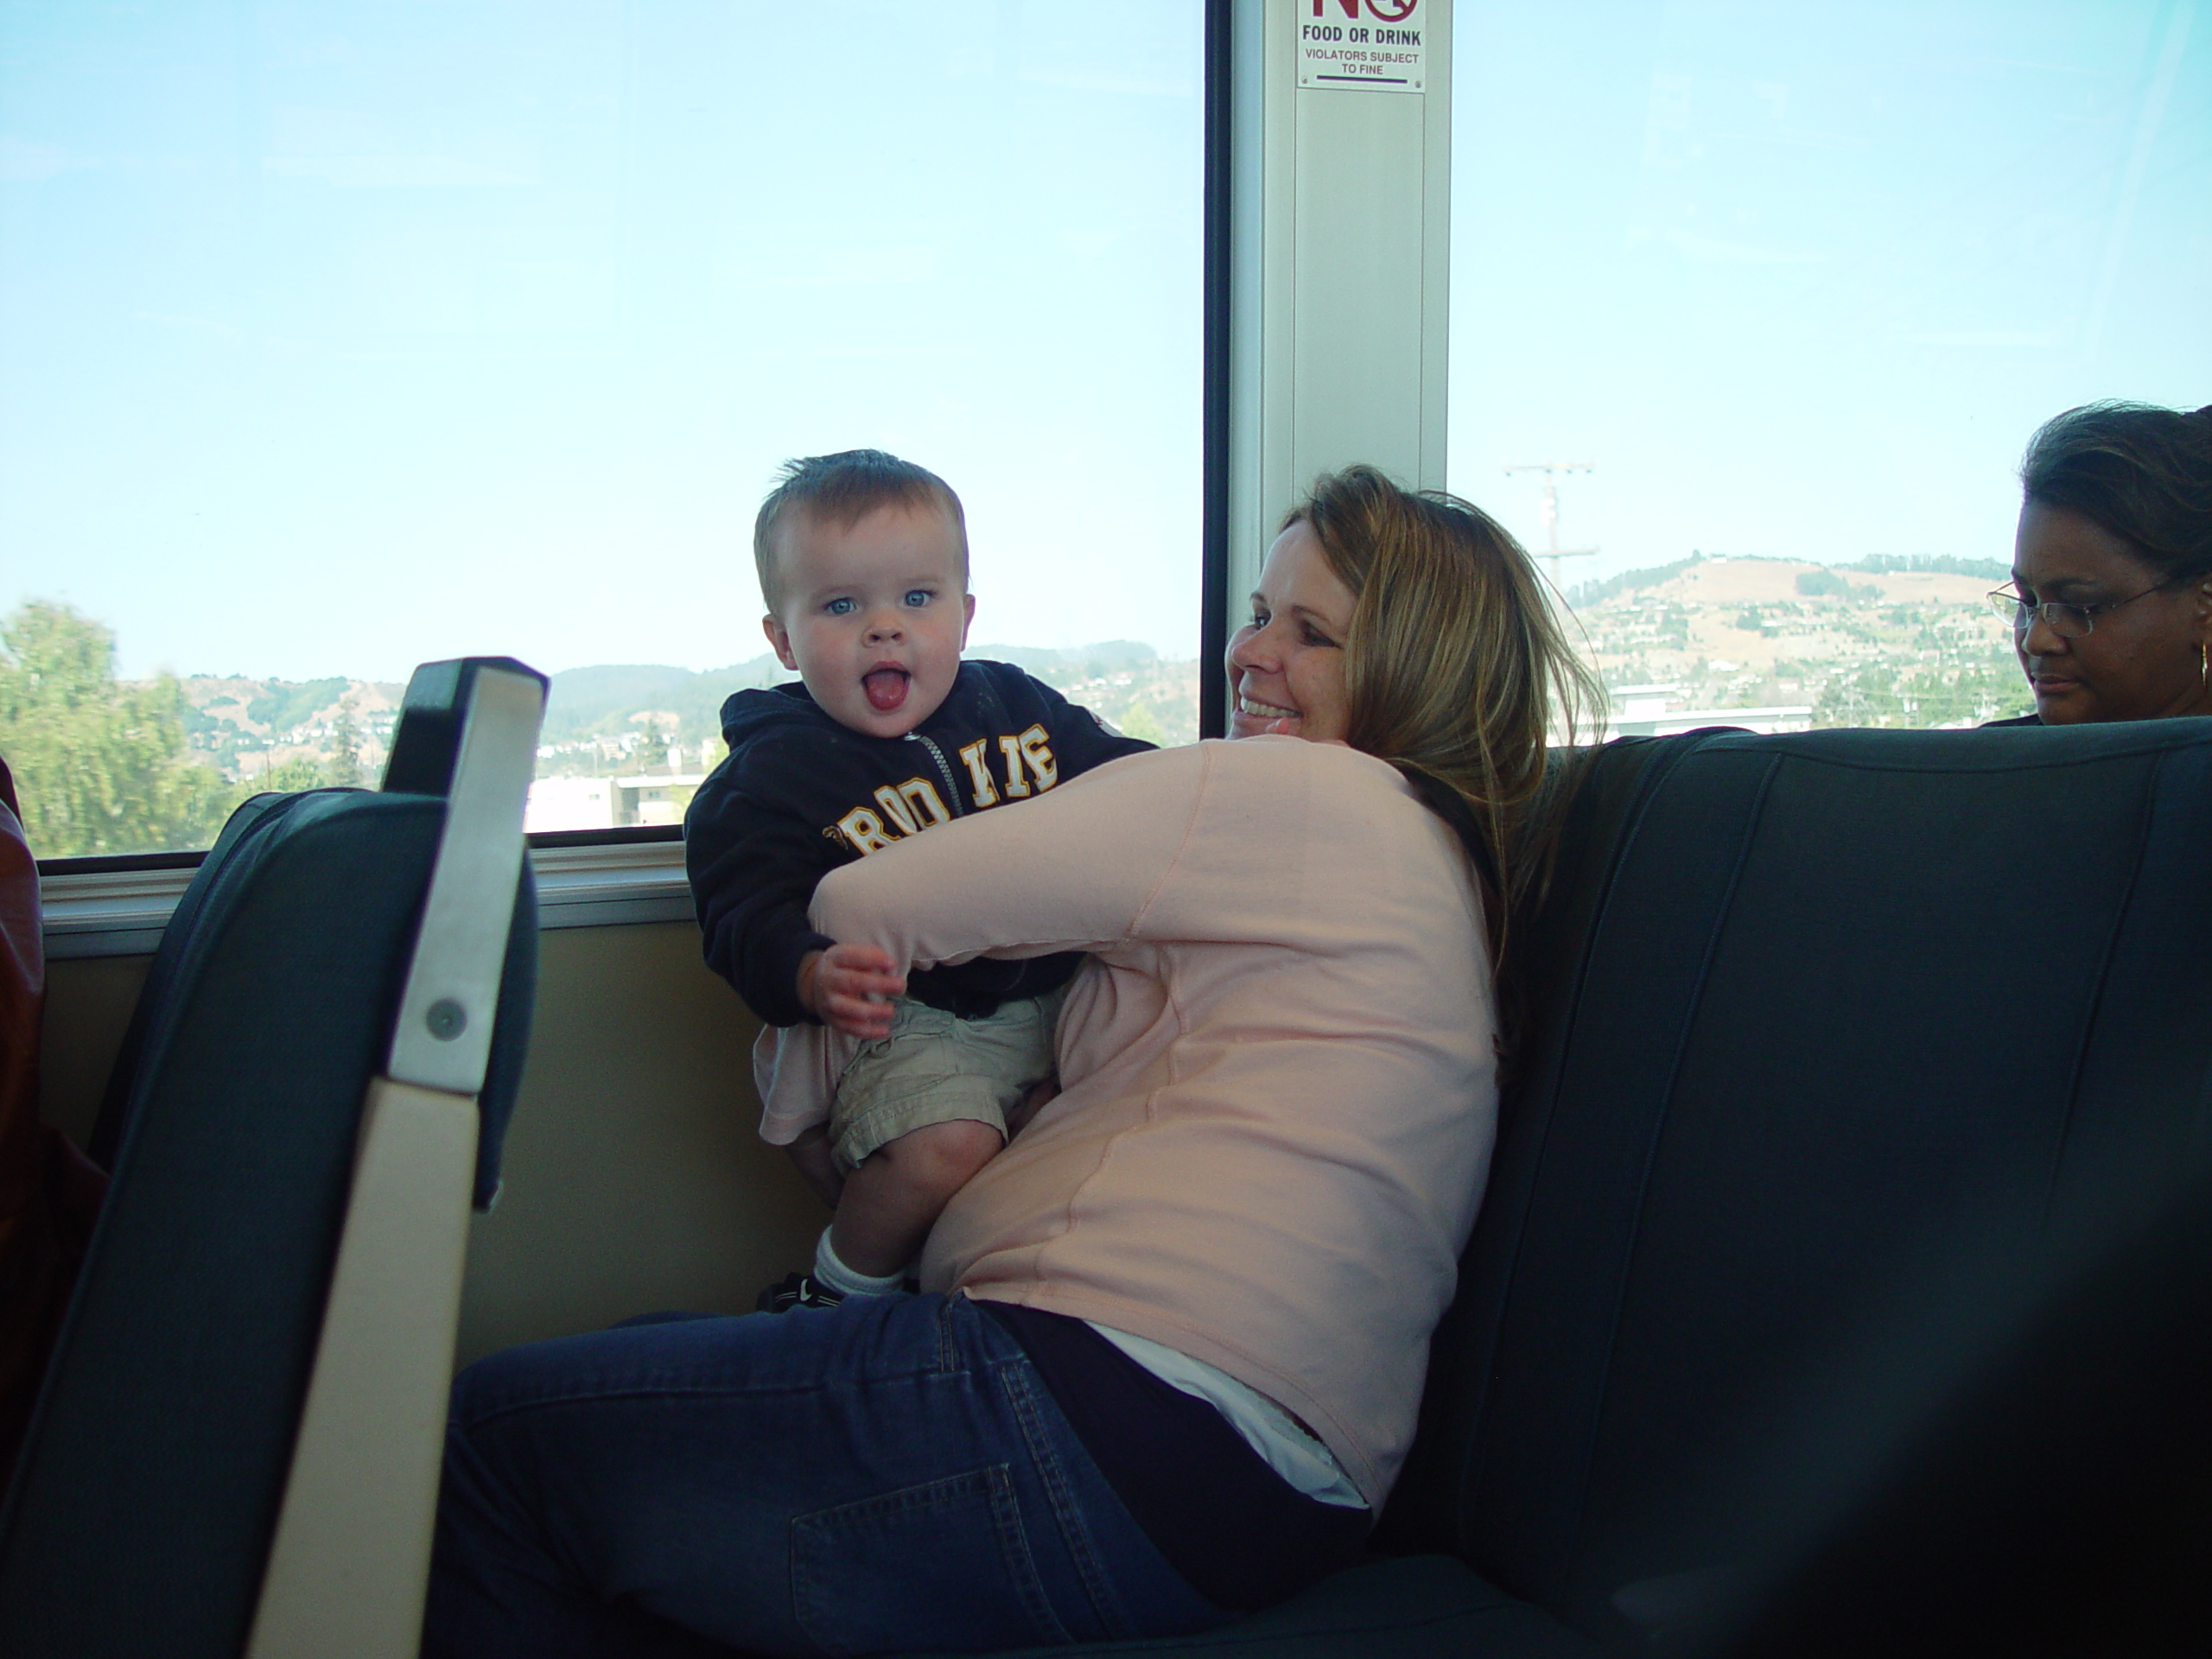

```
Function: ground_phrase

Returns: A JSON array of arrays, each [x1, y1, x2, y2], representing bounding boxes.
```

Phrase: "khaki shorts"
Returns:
[[830, 988, 1065, 1173]]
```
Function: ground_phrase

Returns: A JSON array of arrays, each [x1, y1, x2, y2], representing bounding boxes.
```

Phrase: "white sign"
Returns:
[[1297, 0, 1427, 95]]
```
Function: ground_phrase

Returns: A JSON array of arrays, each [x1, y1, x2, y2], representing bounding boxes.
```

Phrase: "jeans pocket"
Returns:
[[791, 1464, 1071, 1657]]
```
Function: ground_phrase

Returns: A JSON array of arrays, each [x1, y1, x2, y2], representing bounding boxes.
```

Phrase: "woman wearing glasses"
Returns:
[[1986, 401, 2212, 727]]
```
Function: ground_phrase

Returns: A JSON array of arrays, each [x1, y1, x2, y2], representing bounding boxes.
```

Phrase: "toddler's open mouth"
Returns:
[[863, 667, 911, 712]]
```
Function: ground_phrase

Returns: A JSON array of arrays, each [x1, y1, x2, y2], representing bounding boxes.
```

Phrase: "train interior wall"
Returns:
[[36, 921, 822, 1367]]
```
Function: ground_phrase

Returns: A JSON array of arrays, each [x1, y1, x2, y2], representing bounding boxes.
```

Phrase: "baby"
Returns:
[[685, 449, 1154, 1308]]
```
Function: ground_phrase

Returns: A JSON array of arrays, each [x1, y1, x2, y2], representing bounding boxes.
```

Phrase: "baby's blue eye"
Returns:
[[904, 589, 933, 608], [824, 597, 855, 616]]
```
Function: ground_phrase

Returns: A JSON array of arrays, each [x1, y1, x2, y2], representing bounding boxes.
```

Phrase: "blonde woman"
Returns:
[[424, 467, 1602, 1657]]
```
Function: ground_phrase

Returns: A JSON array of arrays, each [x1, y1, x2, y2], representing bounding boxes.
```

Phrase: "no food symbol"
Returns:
[[1312, 0, 1418, 19]]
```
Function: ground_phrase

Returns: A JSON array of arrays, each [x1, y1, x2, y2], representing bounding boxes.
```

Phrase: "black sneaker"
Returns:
[[755, 1272, 844, 1313]]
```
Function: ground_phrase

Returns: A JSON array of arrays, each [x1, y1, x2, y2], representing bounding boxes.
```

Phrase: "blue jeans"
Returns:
[[421, 1293, 1230, 1656]]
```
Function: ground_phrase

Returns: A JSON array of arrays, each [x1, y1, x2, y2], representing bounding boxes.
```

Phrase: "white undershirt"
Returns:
[[1084, 1323, 1369, 1509]]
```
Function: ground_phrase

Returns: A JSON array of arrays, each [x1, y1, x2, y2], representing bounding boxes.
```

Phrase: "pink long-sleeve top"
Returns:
[[810, 734, 1498, 1506]]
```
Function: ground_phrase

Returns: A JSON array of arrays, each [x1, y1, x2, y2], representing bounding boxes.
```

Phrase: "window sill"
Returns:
[[40, 838, 695, 960]]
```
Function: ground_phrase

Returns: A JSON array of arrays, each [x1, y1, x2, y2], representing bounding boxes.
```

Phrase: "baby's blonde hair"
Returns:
[[753, 449, 968, 609]]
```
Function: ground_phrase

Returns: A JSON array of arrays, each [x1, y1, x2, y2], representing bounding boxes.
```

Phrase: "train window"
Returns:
[[1452, 0, 2210, 734], [2, 3, 1204, 860]]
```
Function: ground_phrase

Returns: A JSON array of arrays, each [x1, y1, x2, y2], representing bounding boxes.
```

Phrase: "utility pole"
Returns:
[[1504, 461, 1599, 586]]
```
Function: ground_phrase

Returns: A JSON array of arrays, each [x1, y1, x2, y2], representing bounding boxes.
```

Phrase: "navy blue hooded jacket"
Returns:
[[685, 659, 1155, 1028]]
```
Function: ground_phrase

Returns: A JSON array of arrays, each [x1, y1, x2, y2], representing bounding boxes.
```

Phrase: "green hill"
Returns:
[[540, 641, 1167, 748]]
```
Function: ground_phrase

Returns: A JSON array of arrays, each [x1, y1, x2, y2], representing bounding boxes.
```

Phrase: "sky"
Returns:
[[2, 1, 2207, 683], [1450, 0, 2211, 588], [1, 1, 1205, 680]]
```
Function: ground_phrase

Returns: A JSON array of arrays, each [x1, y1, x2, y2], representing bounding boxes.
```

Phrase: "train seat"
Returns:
[[952, 718, 2212, 1657], [0, 656, 546, 1659]]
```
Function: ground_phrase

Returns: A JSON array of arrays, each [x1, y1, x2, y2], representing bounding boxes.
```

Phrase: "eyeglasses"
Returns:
[[1985, 582, 2176, 639]]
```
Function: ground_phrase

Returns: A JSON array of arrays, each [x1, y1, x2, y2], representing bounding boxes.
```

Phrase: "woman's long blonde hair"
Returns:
[[1284, 466, 1605, 1007]]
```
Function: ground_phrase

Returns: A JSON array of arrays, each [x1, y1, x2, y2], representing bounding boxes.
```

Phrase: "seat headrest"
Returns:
[[381, 657, 549, 798]]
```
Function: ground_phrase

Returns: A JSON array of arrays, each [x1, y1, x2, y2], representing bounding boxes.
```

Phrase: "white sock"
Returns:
[[813, 1226, 908, 1298]]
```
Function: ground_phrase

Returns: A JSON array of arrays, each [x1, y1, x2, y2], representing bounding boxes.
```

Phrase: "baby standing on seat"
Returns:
[[685, 449, 1153, 1306]]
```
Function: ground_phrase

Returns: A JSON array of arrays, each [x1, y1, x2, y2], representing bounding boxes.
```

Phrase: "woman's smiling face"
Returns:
[[1226, 522, 1357, 742]]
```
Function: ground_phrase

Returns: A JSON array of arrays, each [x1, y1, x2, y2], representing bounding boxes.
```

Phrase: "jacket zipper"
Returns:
[[906, 733, 967, 817]]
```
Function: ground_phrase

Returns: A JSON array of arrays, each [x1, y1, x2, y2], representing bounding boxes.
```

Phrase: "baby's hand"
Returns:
[[798, 943, 904, 1041]]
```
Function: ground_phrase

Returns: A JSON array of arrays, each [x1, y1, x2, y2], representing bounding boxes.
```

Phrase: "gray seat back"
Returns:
[[1386, 720, 2212, 1646], [0, 657, 546, 1659]]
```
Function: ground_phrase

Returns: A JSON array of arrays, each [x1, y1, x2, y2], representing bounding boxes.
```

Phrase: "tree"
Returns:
[[0, 602, 238, 856], [325, 697, 364, 787], [260, 755, 334, 792], [1116, 701, 1167, 745]]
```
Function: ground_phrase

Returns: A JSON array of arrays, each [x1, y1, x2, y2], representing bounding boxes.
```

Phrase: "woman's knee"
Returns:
[[446, 1325, 637, 1433]]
